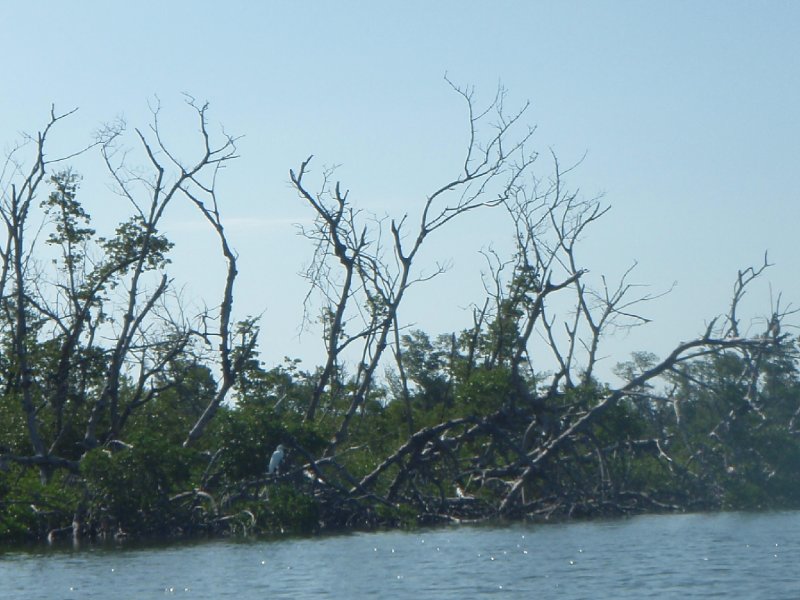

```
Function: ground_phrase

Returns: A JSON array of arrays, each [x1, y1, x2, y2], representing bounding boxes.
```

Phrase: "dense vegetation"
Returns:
[[1, 92, 798, 544]]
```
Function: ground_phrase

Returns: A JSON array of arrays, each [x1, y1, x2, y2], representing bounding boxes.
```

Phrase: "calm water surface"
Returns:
[[1, 511, 798, 599]]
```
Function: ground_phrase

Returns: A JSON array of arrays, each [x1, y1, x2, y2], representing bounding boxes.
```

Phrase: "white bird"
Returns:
[[268, 444, 285, 475]]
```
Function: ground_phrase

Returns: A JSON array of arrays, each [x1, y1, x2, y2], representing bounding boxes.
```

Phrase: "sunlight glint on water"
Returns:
[[0, 512, 798, 599]]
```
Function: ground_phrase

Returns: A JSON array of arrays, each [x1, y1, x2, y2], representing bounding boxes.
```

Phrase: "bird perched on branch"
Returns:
[[268, 444, 285, 475]]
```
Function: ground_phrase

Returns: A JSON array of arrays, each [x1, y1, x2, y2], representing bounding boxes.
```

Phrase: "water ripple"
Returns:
[[1, 512, 798, 599]]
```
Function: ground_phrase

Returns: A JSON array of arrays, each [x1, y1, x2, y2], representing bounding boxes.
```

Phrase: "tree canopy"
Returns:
[[1, 91, 797, 544]]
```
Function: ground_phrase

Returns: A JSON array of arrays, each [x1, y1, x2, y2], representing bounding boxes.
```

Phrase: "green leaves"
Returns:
[[99, 215, 174, 276], [81, 438, 198, 535], [42, 170, 95, 254]]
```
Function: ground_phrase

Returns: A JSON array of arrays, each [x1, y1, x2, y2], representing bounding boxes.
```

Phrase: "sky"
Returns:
[[1, 1, 798, 382]]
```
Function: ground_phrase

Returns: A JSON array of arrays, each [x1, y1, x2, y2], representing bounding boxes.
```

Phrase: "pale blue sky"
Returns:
[[1, 1, 798, 378]]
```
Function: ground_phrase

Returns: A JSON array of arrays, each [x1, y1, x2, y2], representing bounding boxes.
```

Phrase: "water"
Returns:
[[1, 511, 798, 599]]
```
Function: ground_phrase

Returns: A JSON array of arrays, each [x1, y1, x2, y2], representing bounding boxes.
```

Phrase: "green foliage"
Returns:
[[593, 399, 648, 445], [400, 330, 453, 411], [374, 500, 417, 527], [81, 437, 199, 536], [128, 359, 217, 444], [3, 327, 799, 543], [207, 404, 286, 482], [99, 216, 173, 276], [204, 389, 327, 485], [42, 170, 96, 273], [2, 163, 799, 544], [0, 466, 82, 541], [264, 484, 320, 534], [0, 393, 29, 455], [454, 366, 513, 416]]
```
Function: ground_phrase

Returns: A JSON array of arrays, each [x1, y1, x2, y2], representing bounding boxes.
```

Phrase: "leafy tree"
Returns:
[[1, 89, 797, 544]]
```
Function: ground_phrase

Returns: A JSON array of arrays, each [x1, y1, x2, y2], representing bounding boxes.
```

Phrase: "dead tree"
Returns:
[[90, 97, 249, 449], [292, 80, 537, 454], [291, 166, 370, 423], [174, 98, 258, 447], [332, 150, 790, 522]]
